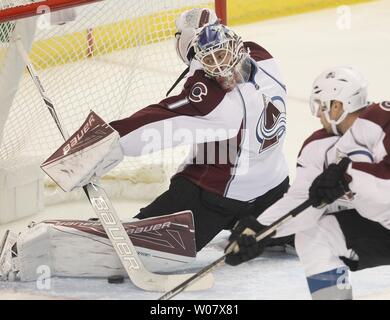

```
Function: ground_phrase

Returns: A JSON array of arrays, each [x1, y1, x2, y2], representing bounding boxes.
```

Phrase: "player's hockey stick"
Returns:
[[158, 198, 313, 300], [15, 38, 213, 292]]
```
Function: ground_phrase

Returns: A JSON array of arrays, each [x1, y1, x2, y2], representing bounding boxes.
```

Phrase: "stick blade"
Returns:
[[164, 272, 214, 292]]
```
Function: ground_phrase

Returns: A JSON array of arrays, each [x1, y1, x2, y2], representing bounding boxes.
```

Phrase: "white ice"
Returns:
[[1, 0, 390, 300]]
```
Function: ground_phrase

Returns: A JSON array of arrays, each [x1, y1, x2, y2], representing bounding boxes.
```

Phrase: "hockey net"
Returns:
[[0, 0, 225, 204]]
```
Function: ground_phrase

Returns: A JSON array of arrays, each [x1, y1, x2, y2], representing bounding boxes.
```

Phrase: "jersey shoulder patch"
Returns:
[[188, 81, 208, 103], [182, 70, 227, 115]]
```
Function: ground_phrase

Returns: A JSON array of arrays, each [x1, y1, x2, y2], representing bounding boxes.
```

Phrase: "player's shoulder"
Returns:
[[301, 128, 336, 149], [244, 41, 273, 62], [181, 69, 228, 114], [357, 101, 390, 130], [298, 129, 337, 157], [184, 69, 218, 88]]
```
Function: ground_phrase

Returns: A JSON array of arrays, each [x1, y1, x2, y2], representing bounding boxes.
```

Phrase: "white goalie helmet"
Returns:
[[310, 66, 368, 135], [193, 24, 247, 77], [175, 8, 218, 65]]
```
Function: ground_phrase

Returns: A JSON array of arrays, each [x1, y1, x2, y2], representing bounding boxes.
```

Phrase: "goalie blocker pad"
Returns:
[[13, 211, 197, 281], [41, 111, 123, 192]]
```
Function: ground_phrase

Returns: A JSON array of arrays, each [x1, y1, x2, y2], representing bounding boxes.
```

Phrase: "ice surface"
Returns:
[[1, 0, 390, 300], [1, 228, 390, 300]]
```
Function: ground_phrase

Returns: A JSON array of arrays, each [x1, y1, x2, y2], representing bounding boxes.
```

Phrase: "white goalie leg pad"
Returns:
[[16, 223, 125, 281], [41, 111, 123, 192], [0, 230, 18, 280], [14, 212, 197, 281]]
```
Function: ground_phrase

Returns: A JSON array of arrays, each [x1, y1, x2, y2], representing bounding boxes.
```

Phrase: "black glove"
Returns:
[[225, 216, 268, 266], [228, 215, 264, 242], [309, 157, 352, 208], [339, 256, 359, 272]]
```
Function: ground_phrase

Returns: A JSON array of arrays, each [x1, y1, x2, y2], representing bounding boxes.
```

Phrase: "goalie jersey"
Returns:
[[259, 102, 390, 236], [110, 42, 288, 201]]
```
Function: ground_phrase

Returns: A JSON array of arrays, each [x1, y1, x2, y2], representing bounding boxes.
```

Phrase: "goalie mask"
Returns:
[[193, 24, 248, 91], [310, 66, 368, 135], [175, 8, 218, 66]]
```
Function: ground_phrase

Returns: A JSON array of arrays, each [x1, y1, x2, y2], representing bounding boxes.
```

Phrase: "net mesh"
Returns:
[[0, 0, 215, 202]]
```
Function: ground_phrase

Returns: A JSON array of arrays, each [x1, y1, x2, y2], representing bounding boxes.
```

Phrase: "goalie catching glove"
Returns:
[[41, 111, 123, 191], [225, 216, 269, 266]]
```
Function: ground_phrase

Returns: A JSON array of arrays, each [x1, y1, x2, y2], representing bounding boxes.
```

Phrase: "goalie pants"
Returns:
[[295, 209, 390, 277], [134, 176, 290, 251]]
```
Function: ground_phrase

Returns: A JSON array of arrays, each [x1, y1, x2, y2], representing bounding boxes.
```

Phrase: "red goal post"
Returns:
[[0, 0, 227, 24], [0, 1, 99, 22]]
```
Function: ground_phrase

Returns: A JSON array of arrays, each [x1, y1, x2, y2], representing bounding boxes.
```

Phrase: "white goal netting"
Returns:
[[0, 0, 217, 204]]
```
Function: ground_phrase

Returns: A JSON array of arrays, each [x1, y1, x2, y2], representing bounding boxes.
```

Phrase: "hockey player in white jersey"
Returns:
[[225, 66, 390, 299], [0, 19, 291, 282], [106, 23, 290, 251]]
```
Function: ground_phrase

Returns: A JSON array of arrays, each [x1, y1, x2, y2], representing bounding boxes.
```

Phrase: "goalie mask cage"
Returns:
[[0, 0, 227, 206]]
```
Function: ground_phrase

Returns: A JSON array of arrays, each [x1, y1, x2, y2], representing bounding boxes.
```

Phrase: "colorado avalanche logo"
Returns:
[[256, 97, 286, 153], [189, 82, 208, 103], [380, 101, 390, 111]]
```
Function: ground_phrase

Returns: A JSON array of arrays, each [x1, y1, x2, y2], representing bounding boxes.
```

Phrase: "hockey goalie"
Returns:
[[0, 112, 199, 282], [1, 8, 292, 285]]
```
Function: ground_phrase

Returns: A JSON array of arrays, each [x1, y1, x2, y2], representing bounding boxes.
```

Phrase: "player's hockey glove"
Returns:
[[228, 215, 264, 242], [309, 157, 352, 208], [225, 216, 268, 266]]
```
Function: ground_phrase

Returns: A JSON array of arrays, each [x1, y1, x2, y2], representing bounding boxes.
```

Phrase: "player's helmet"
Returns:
[[175, 8, 218, 66], [310, 66, 368, 135], [193, 24, 247, 78]]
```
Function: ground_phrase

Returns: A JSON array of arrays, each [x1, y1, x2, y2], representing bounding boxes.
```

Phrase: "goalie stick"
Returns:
[[158, 198, 313, 300], [15, 38, 213, 292]]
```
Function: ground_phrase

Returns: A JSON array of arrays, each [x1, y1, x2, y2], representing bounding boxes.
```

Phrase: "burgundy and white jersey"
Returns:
[[341, 102, 390, 229], [259, 129, 340, 236], [259, 102, 390, 236], [110, 42, 288, 201]]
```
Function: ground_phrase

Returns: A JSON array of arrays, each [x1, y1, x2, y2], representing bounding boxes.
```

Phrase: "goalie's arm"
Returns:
[[110, 72, 243, 156], [43, 72, 243, 191]]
